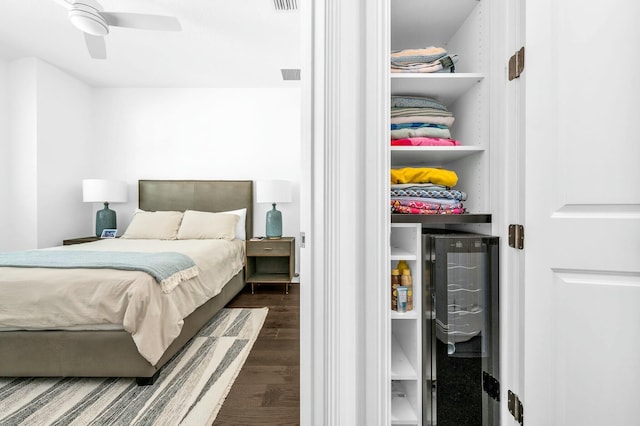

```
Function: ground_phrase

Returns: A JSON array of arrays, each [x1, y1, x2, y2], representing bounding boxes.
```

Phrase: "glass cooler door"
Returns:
[[422, 233, 499, 426]]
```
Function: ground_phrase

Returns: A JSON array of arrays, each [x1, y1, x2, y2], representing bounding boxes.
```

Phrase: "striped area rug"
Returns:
[[0, 307, 268, 426]]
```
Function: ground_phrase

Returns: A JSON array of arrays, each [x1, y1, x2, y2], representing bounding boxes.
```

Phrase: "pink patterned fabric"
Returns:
[[392, 200, 441, 210], [391, 199, 463, 210], [391, 204, 466, 215]]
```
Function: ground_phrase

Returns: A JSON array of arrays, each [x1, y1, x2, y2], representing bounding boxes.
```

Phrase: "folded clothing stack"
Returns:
[[390, 96, 459, 146], [391, 46, 458, 73], [390, 167, 467, 215]]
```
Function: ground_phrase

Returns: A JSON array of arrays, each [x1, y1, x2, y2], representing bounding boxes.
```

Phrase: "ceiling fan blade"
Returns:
[[101, 12, 182, 31], [84, 33, 106, 59], [50, 0, 73, 10]]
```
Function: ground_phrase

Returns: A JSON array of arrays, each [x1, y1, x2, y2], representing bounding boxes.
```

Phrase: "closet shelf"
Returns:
[[391, 146, 484, 166], [392, 213, 492, 225], [391, 310, 419, 320], [391, 395, 418, 426], [390, 246, 417, 261], [391, 335, 417, 380], [391, 73, 484, 105]]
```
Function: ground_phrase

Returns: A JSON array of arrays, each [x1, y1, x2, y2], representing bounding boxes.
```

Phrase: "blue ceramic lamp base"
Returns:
[[265, 203, 283, 239], [95, 202, 117, 237]]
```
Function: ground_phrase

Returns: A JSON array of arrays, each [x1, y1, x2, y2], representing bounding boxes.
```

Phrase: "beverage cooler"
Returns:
[[422, 231, 500, 426]]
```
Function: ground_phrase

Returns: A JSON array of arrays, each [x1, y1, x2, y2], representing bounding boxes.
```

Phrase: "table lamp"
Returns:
[[82, 179, 128, 236], [256, 180, 292, 239]]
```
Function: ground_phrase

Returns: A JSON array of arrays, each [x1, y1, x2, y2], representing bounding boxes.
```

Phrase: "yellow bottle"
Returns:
[[397, 260, 409, 274]]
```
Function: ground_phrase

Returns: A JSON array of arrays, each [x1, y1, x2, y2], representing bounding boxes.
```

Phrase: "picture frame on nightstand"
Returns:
[[100, 229, 117, 238]]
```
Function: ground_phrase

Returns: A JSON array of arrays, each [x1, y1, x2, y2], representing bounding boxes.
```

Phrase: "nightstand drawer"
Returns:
[[246, 241, 291, 256]]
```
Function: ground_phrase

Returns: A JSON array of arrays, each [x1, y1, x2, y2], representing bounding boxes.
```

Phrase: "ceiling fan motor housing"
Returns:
[[69, 0, 109, 36]]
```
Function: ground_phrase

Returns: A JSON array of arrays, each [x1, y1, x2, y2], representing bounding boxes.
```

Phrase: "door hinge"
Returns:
[[508, 46, 525, 80], [508, 390, 524, 424], [508, 224, 524, 249], [482, 371, 500, 401]]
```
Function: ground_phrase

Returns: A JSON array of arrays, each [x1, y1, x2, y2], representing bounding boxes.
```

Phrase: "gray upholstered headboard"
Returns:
[[138, 180, 253, 239]]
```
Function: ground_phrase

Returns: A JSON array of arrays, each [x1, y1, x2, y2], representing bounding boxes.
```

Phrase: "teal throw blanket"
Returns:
[[0, 250, 198, 293]]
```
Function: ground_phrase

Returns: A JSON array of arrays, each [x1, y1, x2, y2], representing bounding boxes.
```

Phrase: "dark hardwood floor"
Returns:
[[213, 283, 300, 425]]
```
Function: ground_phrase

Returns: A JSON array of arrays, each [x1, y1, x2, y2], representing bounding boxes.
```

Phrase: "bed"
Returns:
[[0, 179, 253, 385]]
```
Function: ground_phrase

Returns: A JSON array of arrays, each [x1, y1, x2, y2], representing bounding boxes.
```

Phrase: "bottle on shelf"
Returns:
[[401, 268, 413, 311], [397, 286, 408, 313], [397, 259, 409, 274], [391, 268, 401, 311]]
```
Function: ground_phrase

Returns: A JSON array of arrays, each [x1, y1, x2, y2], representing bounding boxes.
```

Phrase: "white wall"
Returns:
[[0, 59, 9, 251], [91, 88, 301, 245], [35, 59, 94, 248], [3, 58, 94, 250], [6, 58, 38, 250]]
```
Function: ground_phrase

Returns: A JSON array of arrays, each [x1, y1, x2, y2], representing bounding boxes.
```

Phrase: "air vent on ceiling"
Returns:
[[281, 69, 301, 81], [273, 0, 298, 11]]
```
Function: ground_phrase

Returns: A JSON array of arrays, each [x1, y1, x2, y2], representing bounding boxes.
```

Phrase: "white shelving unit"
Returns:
[[390, 223, 422, 425], [390, 0, 490, 217], [388, 0, 491, 423]]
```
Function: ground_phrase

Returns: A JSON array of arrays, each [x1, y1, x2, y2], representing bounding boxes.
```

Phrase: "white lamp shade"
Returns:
[[82, 179, 128, 203], [256, 180, 292, 204]]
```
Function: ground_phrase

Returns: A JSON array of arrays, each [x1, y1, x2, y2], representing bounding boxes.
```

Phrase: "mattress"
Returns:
[[0, 238, 245, 364]]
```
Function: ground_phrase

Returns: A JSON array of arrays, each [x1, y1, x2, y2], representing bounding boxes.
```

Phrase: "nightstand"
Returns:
[[245, 237, 295, 294], [63, 236, 101, 245]]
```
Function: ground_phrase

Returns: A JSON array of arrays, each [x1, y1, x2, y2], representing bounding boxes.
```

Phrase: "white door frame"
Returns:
[[300, 0, 390, 424]]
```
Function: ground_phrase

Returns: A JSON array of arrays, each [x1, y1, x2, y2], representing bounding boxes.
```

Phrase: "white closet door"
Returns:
[[523, 1, 640, 425]]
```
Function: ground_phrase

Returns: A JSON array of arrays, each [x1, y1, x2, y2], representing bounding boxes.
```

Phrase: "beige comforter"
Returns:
[[0, 238, 244, 365]]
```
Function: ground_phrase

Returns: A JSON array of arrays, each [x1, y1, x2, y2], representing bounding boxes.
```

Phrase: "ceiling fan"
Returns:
[[52, 0, 182, 59]]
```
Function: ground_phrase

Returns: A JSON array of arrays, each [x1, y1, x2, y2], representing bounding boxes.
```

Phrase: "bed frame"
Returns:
[[0, 180, 253, 385]]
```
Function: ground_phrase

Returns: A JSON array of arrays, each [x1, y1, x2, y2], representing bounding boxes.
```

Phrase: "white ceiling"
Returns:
[[0, 0, 301, 88]]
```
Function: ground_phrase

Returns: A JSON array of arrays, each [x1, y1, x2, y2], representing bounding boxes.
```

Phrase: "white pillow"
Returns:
[[177, 210, 239, 240], [121, 211, 183, 240], [218, 208, 247, 240]]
